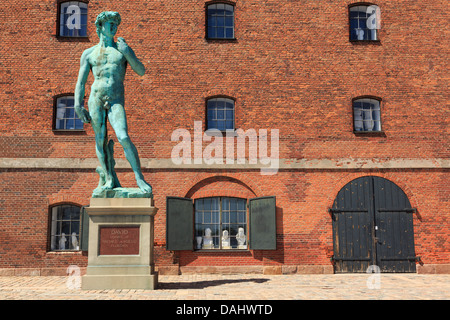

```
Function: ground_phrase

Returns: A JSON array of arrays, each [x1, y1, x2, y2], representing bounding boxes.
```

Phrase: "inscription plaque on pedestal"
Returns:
[[99, 226, 140, 255]]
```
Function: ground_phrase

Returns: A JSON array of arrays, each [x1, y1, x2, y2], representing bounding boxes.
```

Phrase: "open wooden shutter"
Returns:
[[79, 206, 89, 251], [249, 196, 276, 250], [166, 197, 193, 250]]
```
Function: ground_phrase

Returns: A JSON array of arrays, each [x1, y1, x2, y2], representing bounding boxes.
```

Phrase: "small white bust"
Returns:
[[203, 228, 214, 249], [71, 232, 79, 250], [196, 236, 203, 249], [222, 230, 230, 249], [236, 227, 247, 249], [59, 233, 66, 250]]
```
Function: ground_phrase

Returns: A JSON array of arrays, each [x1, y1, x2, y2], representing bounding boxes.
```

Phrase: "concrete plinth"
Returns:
[[81, 197, 159, 290]]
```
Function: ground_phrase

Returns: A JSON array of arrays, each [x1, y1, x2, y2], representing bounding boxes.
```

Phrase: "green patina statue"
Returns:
[[74, 11, 152, 198]]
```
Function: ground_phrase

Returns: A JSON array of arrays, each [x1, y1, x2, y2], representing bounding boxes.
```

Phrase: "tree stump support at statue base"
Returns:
[[81, 197, 158, 290]]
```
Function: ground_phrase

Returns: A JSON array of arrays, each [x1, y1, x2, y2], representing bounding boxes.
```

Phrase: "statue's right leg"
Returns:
[[90, 104, 114, 190]]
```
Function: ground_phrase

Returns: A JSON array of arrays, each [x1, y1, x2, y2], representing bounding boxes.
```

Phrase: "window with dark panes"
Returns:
[[349, 5, 379, 41], [50, 205, 81, 251], [54, 95, 84, 130], [195, 197, 247, 250], [166, 196, 276, 251], [353, 97, 381, 132], [206, 3, 235, 39], [206, 97, 235, 131], [59, 1, 88, 37]]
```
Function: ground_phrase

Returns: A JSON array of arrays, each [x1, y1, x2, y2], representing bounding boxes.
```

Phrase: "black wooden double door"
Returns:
[[331, 176, 416, 273]]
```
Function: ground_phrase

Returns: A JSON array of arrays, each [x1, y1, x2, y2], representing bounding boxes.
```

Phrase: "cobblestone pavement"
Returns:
[[0, 274, 449, 300]]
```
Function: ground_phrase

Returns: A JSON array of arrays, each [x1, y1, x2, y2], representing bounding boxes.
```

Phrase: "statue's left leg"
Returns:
[[108, 103, 152, 194]]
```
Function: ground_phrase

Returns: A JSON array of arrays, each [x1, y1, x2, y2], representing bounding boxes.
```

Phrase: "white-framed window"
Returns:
[[59, 1, 88, 37], [353, 97, 382, 132], [349, 4, 380, 41], [206, 2, 235, 39], [194, 197, 247, 250], [54, 95, 84, 130], [206, 97, 235, 131], [50, 204, 81, 251]]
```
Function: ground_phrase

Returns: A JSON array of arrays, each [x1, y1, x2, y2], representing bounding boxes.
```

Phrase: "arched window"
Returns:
[[167, 196, 276, 251], [195, 197, 247, 250], [206, 97, 235, 131], [53, 95, 84, 130], [58, 1, 88, 37], [349, 4, 380, 41], [49, 204, 81, 251], [353, 97, 382, 132], [206, 2, 235, 39]]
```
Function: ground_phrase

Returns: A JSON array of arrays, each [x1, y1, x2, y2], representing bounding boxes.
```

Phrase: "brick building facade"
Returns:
[[0, 0, 448, 275]]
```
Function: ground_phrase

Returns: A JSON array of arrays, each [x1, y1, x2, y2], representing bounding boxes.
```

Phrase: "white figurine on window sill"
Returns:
[[222, 230, 231, 249], [59, 233, 67, 250], [236, 227, 247, 249], [202, 228, 214, 249]]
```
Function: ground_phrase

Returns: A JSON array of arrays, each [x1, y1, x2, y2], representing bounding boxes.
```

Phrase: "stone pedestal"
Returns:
[[81, 197, 158, 290]]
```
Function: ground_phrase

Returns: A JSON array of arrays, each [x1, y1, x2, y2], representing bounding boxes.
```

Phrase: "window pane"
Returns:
[[208, 15, 216, 27], [217, 16, 225, 27], [71, 221, 80, 234], [216, 27, 224, 38], [75, 118, 84, 130], [66, 119, 74, 129], [80, 14, 87, 25], [217, 121, 225, 131], [226, 28, 234, 38], [66, 106, 74, 118], [238, 211, 246, 224], [372, 110, 380, 121], [224, 4, 233, 13], [373, 121, 381, 131], [204, 212, 211, 223], [229, 198, 237, 210], [79, 26, 87, 37], [216, 100, 225, 108], [225, 120, 234, 130], [217, 109, 225, 120], [222, 211, 229, 223], [212, 211, 220, 224], [208, 120, 217, 130], [363, 120, 374, 131], [211, 197, 219, 210], [225, 16, 233, 27], [222, 198, 229, 210], [237, 199, 246, 210], [196, 198, 204, 211], [195, 212, 203, 224]]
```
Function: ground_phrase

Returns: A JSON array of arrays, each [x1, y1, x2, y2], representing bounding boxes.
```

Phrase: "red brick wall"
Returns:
[[1, 170, 448, 270], [0, 0, 448, 272], [0, 0, 447, 159]]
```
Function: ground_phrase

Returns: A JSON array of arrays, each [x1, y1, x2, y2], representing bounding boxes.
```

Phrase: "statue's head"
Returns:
[[95, 11, 121, 38]]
